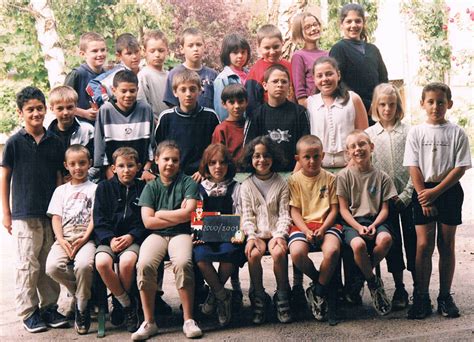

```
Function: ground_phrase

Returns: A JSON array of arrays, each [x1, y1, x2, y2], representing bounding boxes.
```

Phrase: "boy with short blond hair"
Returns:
[[138, 30, 170, 122], [246, 24, 295, 116], [288, 135, 341, 323], [337, 130, 396, 316], [65, 32, 106, 124], [87, 33, 141, 108], [156, 68, 220, 181], [1, 86, 67, 333], [163, 27, 217, 109], [45, 145, 97, 335]]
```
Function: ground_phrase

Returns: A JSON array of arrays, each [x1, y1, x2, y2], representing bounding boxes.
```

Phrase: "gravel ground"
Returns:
[[0, 168, 473, 341]]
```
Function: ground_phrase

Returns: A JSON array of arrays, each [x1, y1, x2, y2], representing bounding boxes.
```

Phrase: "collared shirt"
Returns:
[[366, 121, 413, 206]]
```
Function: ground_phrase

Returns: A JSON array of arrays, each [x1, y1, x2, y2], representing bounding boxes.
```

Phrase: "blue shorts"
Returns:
[[342, 217, 391, 246], [288, 222, 343, 252]]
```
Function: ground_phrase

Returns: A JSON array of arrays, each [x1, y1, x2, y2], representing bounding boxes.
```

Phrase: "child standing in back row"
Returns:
[[403, 82, 471, 319], [365, 83, 416, 310], [291, 12, 328, 108]]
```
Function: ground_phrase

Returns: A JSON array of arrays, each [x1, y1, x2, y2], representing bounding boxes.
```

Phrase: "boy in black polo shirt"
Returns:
[[1, 86, 67, 333]]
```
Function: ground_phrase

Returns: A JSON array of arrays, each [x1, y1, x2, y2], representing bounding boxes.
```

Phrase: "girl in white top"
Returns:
[[240, 136, 292, 325], [307, 56, 368, 168]]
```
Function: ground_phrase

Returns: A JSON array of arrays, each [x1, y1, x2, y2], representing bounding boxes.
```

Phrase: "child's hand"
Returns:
[[193, 239, 205, 245], [418, 188, 439, 206], [191, 171, 203, 183], [313, 228, 325, 241], [245, 239, 258, 259], [85, 108, 98, 121], [305, 229, 315, 243], [2, 213, 12, 235], [114, 234, 134, 252], [422, 205, 438, 217], [110, 237, 121, 253], [141, 170, 156, 182], [272, 237, 288, 254], [71, 236, 88, 258], [366, 225, 376, 239], [58, 238, 73, 259]]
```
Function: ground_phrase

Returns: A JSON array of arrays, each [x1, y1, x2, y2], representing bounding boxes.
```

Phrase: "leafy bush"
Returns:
[[0, 80, 26, 134]]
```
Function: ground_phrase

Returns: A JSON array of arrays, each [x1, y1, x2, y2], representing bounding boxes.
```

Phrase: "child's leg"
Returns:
[[119, 251, 138, 294], [289, 241, 319, 282], [46, 241, 77, 298], [136, 234, 169, 322], [414, 222, 437, 293], [72, 241, 95, 312], [198, 261, 223, 293], [95, 252, 124, 296], [372, 231, 392, 268], [319, 235, 341, 286], [247, 238, 267, 294], [385, 208, 406, 287], [167, 234, 195, 321], [401, 204, 417, 283], [268, 238, 290, 292], [350, 237, 374, 280], [437, 224, 457, 297]]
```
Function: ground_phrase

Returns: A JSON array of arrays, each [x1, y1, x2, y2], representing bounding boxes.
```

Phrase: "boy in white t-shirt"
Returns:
[[403, 82, 471, 320], [45, 145, 97, 335]]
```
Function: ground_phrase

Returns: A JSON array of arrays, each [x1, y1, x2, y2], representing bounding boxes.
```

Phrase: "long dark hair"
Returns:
[[240, 136, 287, 173], [313, 56, 350, 105], [339, 3, 368, 42]]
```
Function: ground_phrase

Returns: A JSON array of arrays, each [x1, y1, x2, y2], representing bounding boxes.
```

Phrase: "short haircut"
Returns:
[[256, 24, 282, 45], [65, 144, 91, 161], [313, 56, 350, 104], [220, 34, 251, 67], [221, 84, 248, 103], [112, 146, 140, 165], [339, 3, 368, 42], [113, 69, 139, 87], [421, 82, 452, 102], [155, 140, 181, 157], [199, 143, 236, 180], [172, 69, 201, 91], [240, 135, 287, 173], [296, 134, 323, 154], [345, 129, 372, 147], [79, 32, 105, 52], [291, 12, 322, 44], [371, 83, 405, 122], [115, 33, 140, 54], [180, 27, 203, 46], [142, 29, 169, 50], [16, 86, 46, 110], [263, 64, 290, 83], [49, 85, 78, 107]]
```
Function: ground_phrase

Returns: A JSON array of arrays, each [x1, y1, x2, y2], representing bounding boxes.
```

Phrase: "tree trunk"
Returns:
[[30, 0, 66, 88], [267, 0, 308, 60]]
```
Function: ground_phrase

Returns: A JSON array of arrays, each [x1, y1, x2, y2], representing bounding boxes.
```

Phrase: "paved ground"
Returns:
[[0, 167, 473, 341]]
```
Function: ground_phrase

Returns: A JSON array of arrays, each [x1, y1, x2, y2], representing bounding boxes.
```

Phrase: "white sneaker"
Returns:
[[183, 319, 203, 338], [131, 321, 158, 341]]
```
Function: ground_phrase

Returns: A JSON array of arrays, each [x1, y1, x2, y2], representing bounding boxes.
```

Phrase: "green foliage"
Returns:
[[400, 0, 451, 84], [319, 0, 379, 50], [0, 80, 26, 134]]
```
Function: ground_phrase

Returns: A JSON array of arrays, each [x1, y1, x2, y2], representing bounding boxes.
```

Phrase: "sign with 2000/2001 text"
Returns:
[[200, 215, 241, 242]]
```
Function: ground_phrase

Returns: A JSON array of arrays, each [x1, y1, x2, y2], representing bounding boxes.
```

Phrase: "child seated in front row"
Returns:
[[337, 130, 397, 316], [403, 82, 471, 319], [132, 141, 203, 340], [288, 135, 341, 323], [94, 147, 148, 333], [240, 136, 292, 324], [194, 144, 246, 327], [45, 145, 97, 335]]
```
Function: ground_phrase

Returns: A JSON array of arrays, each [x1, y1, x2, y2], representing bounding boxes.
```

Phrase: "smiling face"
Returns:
[[258, 36, 283, 63], [341, 10, 365, 41], [302, 15, 321, 43], [296, 143, 324, 177], [252, 143, 273, 177], [81, 40, 107, 72], [376, 94, 398, 127], [112, 155, 139, 186], [421, 90, 452, 125], [263, 69, 290, 104], [222, 98, 247, 121], [118, 48, 141, 74], [173, 81, 201, 113], [144, 38, 168, 71], [18, 99, 46, 132], [229, 48, 249, 70], [112, 81, 138, 111], [181, 34, 205, 66], [313, 62, 340, 97], [346, 133, 373, 166], [64, 150, 91, 184], [51, 100, 76, 130], [207, 151, 228, 183], [156, 147, 180, 183]]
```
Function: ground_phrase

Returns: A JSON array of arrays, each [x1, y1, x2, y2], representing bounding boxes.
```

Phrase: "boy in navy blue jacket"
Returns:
[[94, 147, 147, 332]]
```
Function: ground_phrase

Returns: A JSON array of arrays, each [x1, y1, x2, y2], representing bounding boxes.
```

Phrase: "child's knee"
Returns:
[[271, 247, 287, 261], [45, 261, 61, 279], [350, 238, 367, 255], [95, 253, 113, 273], [377, 232, 392, 249]]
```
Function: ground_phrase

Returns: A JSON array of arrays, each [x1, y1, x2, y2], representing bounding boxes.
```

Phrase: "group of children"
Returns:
[[0, 2, 471, 341]]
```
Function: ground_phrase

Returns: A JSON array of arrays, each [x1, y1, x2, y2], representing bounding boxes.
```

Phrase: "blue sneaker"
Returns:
[[23, 309, 47, 333], [42, 306, 69, 328]]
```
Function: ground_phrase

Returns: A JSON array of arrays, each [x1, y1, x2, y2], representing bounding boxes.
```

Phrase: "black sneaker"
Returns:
[[407, 293, 432, 319], [110, 297, 124, 326], [124, 305, 138, 332], [23, 309, 47, 333], [231, 289, 243, 313], [75, 305, 91, 335], [437, 294, 460, 318], [41, 306, 69, 328], [344, 275, 364, 306], [391, 286, 409, 310], [291, 285, 307, 314], [155, 294, 172, 315]]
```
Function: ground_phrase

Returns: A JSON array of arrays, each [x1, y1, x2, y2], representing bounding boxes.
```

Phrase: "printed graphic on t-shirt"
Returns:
[[267, 129, 291, 143], [62, 191, 94, 228]]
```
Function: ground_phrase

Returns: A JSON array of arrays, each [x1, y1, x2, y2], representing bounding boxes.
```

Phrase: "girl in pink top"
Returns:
[[291, 12, 328, 108]]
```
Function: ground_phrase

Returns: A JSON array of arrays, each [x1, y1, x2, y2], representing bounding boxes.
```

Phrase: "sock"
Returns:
[[77, 299, 88, 313], [276, 289, 289, 300], [116, 292, 131, 308], [293, 267, 304, 288], [215, 288, 227, 301], [314, 282, 326, 297], [367, 275, 377, 289]]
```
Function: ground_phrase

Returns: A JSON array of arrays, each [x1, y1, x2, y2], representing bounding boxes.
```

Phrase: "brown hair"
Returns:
[[345, 129, 372, 148], [339, 4, 368, 42], [291, 12, 322, 44], [142, 30, 169, 50], [115, 33, 140, 54], [421, 82, 452, 101], [49, 85, 78, 107], [171, 69, 201, 91], [296, 134, 323, 154], [371, 83, 405, 122], [199, 144, 236, 180], [79, 32, 105, 52], [180, 27, 204, 46], [155, 140, 181, 157], [263, 64, 290, 83], [112, 147, 140, 165], [256, 24, 282, 45], [65, 144, 91, 161]]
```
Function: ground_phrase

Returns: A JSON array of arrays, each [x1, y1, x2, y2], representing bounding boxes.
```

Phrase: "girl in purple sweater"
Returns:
[[291, 12, 328, 108]]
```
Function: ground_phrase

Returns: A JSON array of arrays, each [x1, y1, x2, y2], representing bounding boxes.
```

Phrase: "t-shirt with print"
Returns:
[[47, 180, 97, 242], [336, 166, 397, 218], [138, 173, 199, 236], [288, 169, 337, 223]]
